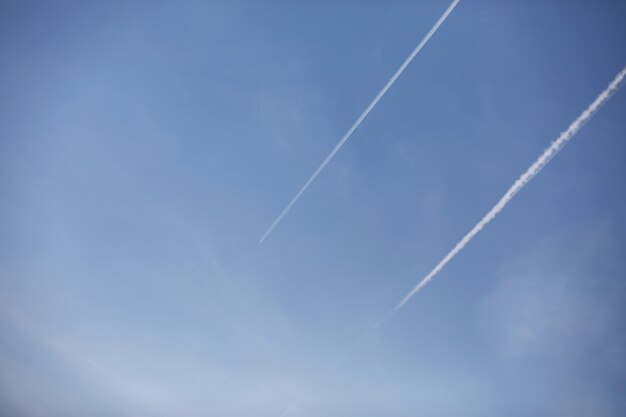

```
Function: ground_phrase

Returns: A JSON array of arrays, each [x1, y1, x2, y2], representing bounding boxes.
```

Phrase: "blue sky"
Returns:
[[1, 1, 626, 416]]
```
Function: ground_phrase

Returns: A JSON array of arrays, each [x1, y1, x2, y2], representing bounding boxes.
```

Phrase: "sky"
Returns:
[[1, 1, 626, 416]]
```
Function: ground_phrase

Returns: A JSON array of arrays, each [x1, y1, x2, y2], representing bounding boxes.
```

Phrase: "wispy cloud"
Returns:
[[259, 0, 462, 243], [479, 227, 626, 416]]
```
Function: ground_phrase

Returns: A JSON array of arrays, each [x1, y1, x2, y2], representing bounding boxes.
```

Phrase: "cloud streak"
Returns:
[[390, 64, 626, 313], [277, 64, 626, 416], [259, 0, 462, 243]]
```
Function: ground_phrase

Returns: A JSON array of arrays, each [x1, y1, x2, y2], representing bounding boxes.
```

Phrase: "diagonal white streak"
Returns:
[[276, 64, 626, 416], [391, 64, 626, 313], [259, 0, 461, 243]]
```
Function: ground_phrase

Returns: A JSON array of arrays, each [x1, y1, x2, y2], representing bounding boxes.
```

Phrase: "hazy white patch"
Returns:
[[480, 226, 626, 416], [483, 228, 626, 362], [0, 289, 306, 417]]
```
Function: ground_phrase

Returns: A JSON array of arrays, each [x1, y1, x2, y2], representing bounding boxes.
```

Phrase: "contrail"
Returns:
[[259, 0, 462, 243], [277, 65, 626, 416], [391, 64, 626, 312]]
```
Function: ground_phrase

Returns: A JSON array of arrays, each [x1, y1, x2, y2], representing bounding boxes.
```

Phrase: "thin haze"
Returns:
[[259, 0, 461, 243], [278, 64, 626, 416]]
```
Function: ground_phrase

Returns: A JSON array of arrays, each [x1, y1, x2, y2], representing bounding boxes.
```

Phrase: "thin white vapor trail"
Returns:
[[277, 65, 626, 416], [259, 0, 461, 243]]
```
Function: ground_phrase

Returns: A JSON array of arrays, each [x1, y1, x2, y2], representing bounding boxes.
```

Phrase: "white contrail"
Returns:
[[277, 65, 626, 416], [390, 64, 626, 313], [259, 0, 462, 243]]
